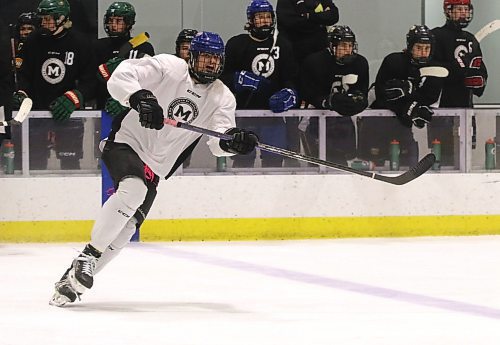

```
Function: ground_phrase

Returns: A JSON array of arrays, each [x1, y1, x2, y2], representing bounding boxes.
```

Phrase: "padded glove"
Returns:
[[129, 89, 164, 130], [12, 90, 28, 110], [219, 127, 259, 155], [383, 79, 414, 101], [105, 97, 129, 117], [323, 90, 368, 116], [234, 70, 270, 93], [97, 57, 125, 82], [49, 90, 83, 121], [406, 101, 433, 129], [269, 88, 298, 113]]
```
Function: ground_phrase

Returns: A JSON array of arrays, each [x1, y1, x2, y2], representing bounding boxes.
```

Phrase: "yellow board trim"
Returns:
[[1, 215, 500, 242]]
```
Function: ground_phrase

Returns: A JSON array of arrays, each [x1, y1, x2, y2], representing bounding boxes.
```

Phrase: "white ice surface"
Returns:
[[1, 237, 500, 345]]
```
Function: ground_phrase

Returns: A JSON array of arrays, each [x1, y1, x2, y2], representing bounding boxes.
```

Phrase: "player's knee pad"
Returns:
[[116, 177, 148, 211]]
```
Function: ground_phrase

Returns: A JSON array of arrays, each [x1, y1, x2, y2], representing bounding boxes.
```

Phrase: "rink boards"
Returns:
[[1, 173, 500, 241]]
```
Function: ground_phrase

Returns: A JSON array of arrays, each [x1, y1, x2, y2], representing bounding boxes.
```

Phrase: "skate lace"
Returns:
[[77, 254, 96, 276]]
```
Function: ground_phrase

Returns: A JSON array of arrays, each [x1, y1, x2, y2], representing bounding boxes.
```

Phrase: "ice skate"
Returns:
[[49, 271, 80, 307], [68, 252, 98, 294]]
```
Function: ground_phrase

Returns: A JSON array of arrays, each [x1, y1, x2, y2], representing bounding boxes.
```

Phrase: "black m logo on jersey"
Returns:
[[174, 106, 192, 121]]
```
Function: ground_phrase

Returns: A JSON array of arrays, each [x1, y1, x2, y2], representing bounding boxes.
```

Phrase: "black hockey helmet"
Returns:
[[104, 2, 136, 37], [245, 0, 276, 40], [327, 25, 358, 65], [406, 25, 434, 66], [16, 12, 40, 41], [37, 0, 70, 34], [175, 29, 198, 57], [444, 0, 473, 29]]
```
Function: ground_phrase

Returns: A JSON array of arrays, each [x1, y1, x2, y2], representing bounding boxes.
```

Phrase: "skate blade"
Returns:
[[49, 292, 71, 307]]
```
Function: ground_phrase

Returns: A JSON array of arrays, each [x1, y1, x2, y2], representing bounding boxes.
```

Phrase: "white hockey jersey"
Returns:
[[107, 54, 236, 178]]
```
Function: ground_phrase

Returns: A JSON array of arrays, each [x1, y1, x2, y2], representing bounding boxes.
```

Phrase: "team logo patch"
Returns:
[[167, 98, 199, 124], [251, 53, 275, 78], [41, 58, 66, 84]]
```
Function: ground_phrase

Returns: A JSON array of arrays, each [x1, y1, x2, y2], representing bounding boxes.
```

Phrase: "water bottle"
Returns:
[[431, 138, 441, 171], [2, 140, 15, 174], [216, 156, 227, 172], [485, 138, 495, 170], [389, 139, 400, 171], [350, 160, 375, 171]]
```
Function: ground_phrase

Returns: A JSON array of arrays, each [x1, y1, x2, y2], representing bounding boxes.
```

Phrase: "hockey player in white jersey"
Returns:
[[49, 31, 259, 307]]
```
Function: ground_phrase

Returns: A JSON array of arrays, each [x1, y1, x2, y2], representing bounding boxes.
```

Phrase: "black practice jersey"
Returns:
[[372, 52, 443, 125], [277, 0, 339, 62], [300, 49, 369, 109], [277, 0, 338, 39], [18, 29, 96, 109], [432, 23, 488, 107], [220, 33, 298, 109], [94, 35, 155, 108]]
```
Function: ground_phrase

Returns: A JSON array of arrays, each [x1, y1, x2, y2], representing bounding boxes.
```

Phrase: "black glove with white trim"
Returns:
[[405, 101, 433, 129], [323, 90, 368, 117], [219, 127, 259, 155], [383, 79, 414, 101], [129, 89, 164, 130]]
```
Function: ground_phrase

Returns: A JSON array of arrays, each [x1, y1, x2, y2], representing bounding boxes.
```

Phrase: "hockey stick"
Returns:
[[419, 66, 449, 78], [164, 118, 435, 185], [118, 32, 150, 58], [0, 98, 33, 127], [9, 24, 18, 89], [475, 19, 500, 42]]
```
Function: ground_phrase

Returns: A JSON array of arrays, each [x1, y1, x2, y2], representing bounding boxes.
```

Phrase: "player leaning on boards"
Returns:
[[300, 25, 369, 165], [220, 0, 299, 168], [49, 32, 259, 307], [12, 0, 96, 170], [359, 25, 444, 167]]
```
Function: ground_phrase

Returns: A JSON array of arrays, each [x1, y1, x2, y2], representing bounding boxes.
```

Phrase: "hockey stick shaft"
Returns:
[[9, 24, 18, 89], [164, 118, 435, 185]]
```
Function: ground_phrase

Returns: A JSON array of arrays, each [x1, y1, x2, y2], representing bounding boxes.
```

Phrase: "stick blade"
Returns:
[[15, 98, 33, 124], [419, 66, 449, 78], [475, 20, 500, 42], [375, 153, 436, 185]]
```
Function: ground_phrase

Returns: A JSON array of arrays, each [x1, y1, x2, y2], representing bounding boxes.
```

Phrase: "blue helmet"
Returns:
[[189, 31, 225, 84], [245, 0, 275, 40]]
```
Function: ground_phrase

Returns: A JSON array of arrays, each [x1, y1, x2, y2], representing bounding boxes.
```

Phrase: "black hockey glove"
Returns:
[[324, 90, 368, 117], [405, 101, 433, 129], [383, 79, 414, 102], [219, 127, 259, 155], [129, 89, 164, 130]]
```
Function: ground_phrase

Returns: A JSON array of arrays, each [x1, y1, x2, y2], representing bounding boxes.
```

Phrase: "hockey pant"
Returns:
[[54, 119, 84, 169], [304, 117, 357, 165], [427, 116, 459, 168], [231, 117, 287, 168], [357, 117, 419, 167]]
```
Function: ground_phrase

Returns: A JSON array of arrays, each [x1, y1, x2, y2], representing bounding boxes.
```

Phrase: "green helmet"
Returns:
[[104, 2, 136, 37], [37, 0, 70, 20]]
